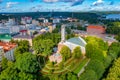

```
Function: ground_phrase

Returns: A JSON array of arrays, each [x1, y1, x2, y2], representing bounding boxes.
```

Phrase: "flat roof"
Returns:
[[13, 35, 33, 39]]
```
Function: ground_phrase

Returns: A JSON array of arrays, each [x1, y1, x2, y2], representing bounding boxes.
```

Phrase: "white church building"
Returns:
[[58, 25, 87, 54], [49, 25, 87, 63]]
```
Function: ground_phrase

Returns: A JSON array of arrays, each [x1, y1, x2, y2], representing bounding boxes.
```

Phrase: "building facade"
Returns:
[[0, 42, 17, 61], [0, 26, 20, 34], [87, 25, 106, 34]]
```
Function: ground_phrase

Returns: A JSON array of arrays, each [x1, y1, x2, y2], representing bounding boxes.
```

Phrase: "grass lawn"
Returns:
[[73, 58, 89, 74]]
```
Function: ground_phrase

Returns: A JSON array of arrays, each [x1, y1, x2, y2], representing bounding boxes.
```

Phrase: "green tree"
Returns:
[[106, 22, 120, 34], [18, 71, 37, 80], [108, 42, 120, 59], [58, 62, 64, 69], [33, 39, 54, 56], [1, 57, 8, 70], [14, 46, 28, 55], [12, 40, 29, 50], [66, 34, 75, 40], [103, 55, 112, 68], [86, 59, 105, 79], [67, 73, 78, 80], [71, 74, 78, 80], [104, 58, 120, 80], [79, 70, 98, 80], [52, 27, 60, 33], [16, 52, 39, 73], [67, 73, 73, 80], [66, 27, 71, 34], [18, 40, 29, 48], [72, 46, 82, 58], [115, 33, 120, 42], [60, 45, 71, 61], [0, 61, 19, 80], [86, 41, 104, 62], [59, 74, 66, 80], [14, 40, 30, 58], [33, 33, 61, 46], [85, 36, 108, 51]]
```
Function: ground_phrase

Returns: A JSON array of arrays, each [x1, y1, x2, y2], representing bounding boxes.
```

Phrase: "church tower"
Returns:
[[58, 24, 66, 52], [61, 24, 66, 43]]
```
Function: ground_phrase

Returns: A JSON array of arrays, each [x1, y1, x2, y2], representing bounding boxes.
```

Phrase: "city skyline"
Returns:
[[0, 0, 120, 12]]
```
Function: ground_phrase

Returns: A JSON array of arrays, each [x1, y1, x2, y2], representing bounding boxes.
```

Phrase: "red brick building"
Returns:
[[87, 25, 106, 34]]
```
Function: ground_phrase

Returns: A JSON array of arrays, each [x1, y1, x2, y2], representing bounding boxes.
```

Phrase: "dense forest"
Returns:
[[0, 12, 100, 24]]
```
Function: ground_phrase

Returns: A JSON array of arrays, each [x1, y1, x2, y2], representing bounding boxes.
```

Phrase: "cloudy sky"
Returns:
[[0, 0, 120, 12]]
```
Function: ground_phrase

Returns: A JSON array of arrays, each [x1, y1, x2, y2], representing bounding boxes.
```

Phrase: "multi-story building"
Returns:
[[48, 24, 56, 33], [13, 29, 33, 46], [53, 18, 60, 24], [0, 46, 4, 61], [4, 18, 16, 26], [0, 26, 20, 34], [43, 19, 48, 23], [0, 27, 10, 34], [32, 20, 40, 26], [0, 42, 17, 61], [0, 23, 4, 27], [21, 17, 32, 24]]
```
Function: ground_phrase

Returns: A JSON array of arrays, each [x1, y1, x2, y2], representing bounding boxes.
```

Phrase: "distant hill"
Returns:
[[0, 12, 99, 20]]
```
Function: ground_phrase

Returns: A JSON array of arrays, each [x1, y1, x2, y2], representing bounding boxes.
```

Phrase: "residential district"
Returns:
[[0, 13, 120, 80]]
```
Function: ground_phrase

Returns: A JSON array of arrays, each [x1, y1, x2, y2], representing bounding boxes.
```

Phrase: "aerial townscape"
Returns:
[[0, 0, 120, 80]]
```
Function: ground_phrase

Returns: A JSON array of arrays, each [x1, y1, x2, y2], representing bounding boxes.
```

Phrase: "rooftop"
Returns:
[[13, 35, 33, 39], [20, 30, 27, 32], [67, 37, 86, 47], [0, 34, 12, 40], [0, 42, 17, 52], [87, 25, 105, 30]]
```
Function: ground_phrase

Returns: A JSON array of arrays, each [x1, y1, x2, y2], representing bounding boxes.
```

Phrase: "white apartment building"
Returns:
[[0, 26, 20, 34]]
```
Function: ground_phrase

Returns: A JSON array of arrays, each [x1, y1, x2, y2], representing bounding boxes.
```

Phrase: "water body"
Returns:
[[106, 14, 120, 20]]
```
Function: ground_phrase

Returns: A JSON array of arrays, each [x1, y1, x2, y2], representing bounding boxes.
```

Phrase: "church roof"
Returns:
[[66, 37, 86, 47]]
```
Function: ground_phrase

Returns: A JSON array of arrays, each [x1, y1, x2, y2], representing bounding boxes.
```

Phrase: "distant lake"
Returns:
[[106, 14, 120, 20]]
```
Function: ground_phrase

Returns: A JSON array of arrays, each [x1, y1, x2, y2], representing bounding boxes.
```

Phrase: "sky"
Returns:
[[0, 0, 120, 12]]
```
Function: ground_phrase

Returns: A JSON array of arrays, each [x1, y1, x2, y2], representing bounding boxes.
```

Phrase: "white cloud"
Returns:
[[60, 0, 74, 2], [43, 0, 58, 3], [92, 0, 104, 6], [90, 6, 104, 11], [6, 2, 19, 8]]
